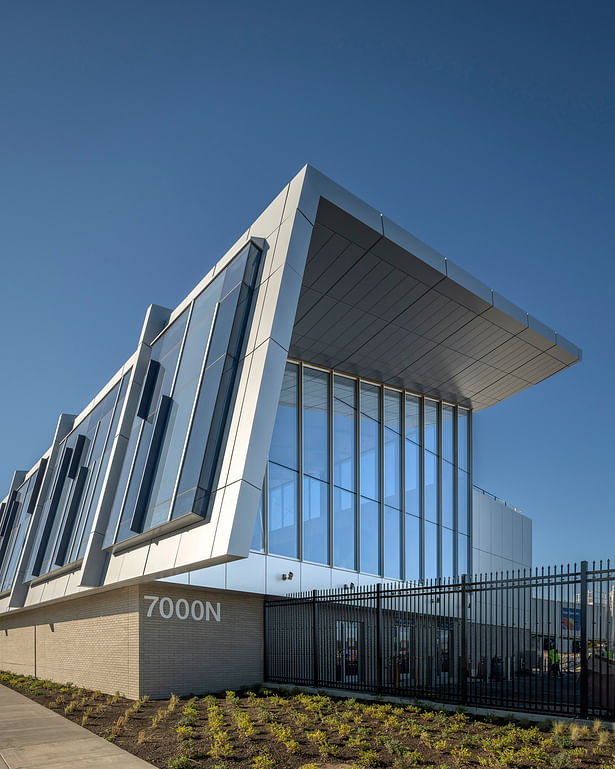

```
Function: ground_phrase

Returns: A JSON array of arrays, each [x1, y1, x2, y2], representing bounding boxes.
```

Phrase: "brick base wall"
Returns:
[[0, 585, 140, 698], [138, 583, 263, 698], [0, 582, 264, 699]]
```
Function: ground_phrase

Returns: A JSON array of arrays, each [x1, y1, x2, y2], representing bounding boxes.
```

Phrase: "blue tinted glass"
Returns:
[[172, 301, 218, 396], [251, 488, 264, 551], [442, 405, 454, 464], [303, 475, 329, 564], [221, 245, 250, 298], [104, 422, 140, 546], [268, 462, 298, 558], [424, 450, 438, 523], [458, 470, 469, 535], [442, 526, 453, 578], [384, 427, 401, 509], [405, 394, 421, 445], [75, 417, 116, 559], [141, 373, 201, 530], [458, 533, 469, 575], [424, 521, 438, 581], [70, 376, 128, 558], [190, 273, 224, 329], [206, 284, 241, 365], [333, 376, 355, 491], [405, 438, 420, 517], [442, 460, 454, 530], [0, 475, 35, 591], [360, 496, 379, 575], [360, 383, 380, 501], [153, 309, 189, 364], [384, 389, 401, 433], [36, 446, 75, 574], [405, 513, 420, 581], [424, 400, 438, 454], [384, 505, 401, 579], [303, 368, 329, 481], [333, 487, 355, 569], [269, 363, 298, 470], [115, 419, 153, 542], [171, 354, 226, 511], [458, 409, 469, 471]]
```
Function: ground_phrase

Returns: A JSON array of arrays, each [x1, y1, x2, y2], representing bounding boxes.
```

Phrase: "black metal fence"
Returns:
[[264, 560, 615, 719]]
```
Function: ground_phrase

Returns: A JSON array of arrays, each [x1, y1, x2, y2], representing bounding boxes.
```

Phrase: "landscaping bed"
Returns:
[[1, 671, 614, 768]]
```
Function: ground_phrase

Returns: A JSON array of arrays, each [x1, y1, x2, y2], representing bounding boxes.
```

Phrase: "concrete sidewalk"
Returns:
[[0, 684, 156, 768]]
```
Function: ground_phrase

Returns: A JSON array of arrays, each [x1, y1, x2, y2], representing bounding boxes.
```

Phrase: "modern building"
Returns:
[[0, 165, 580, 697]]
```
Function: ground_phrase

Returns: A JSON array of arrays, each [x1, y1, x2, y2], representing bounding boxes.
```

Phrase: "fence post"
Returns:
[[376, 583, 383, 693], [263, 600, 268, 682], [580, 560, 588, 718], [312, 590, 319, 689], [461, 574, 468, 705]]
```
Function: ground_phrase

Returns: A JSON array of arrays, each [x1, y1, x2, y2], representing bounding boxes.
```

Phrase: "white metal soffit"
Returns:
[[289, 193, 581, 411]]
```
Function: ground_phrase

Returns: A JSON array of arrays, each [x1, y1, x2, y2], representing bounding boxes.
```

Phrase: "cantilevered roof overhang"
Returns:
[[287, 168, 581, 411]]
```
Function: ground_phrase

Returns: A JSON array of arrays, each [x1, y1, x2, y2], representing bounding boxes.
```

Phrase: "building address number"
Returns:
[[144, 595, 221, 622]]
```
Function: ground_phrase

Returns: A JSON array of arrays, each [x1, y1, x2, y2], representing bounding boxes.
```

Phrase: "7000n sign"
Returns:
[[144, 595, 221, 622]]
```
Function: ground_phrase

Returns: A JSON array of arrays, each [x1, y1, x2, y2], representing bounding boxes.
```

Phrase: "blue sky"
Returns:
[[1, 1, 613, 569]]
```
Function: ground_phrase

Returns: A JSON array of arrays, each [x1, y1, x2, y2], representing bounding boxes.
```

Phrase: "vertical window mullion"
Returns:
[[328, 371, 334, 567], [379, 384, 384, 577], [453, 405, 459, 576], [298, 363, 303, 562], [437, 401, 442, 581], [401, 392, 406, 581], [420, 398, 425, 582], [263, 465, 269, 554], [355, 378, 361, 574], [468, 410, 473, 575]]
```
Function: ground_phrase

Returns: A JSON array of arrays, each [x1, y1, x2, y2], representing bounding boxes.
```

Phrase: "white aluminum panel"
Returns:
[[248, 183, 290, 247], [189, 564, 226, 589], [39, 572, 71, 602], [268, 208, 313, 280], [24, 581, 46, 607], [103, 549, 124, 585], [145, 535, 181, 578], [357, 572, 383, 587], [115, 546, 150, 583], [330, 568, 361, 590], [212, 480, 261, 560], [265, 556, 300, 595], [512, 514, 523, 566], [502, 508, 513, 561], [226, 552, 266, 594], [522, 516, 532, 567], [300, 562, 332, 591]]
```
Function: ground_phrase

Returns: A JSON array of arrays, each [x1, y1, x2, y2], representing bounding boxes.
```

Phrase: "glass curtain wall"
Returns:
[[260, 361, 472, 582]]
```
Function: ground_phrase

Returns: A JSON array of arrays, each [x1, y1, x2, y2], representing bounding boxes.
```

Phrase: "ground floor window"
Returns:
[[336, 620, 362, 684]]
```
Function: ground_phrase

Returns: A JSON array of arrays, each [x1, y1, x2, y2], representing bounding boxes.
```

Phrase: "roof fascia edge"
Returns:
[[294, 165, 581, 362]]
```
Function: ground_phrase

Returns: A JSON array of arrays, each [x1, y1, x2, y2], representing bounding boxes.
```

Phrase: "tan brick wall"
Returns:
[[139, 583, 264, 698], [0, 585, 140, 698], [0, 582, 265, 699], [0, 624, 35, 677]]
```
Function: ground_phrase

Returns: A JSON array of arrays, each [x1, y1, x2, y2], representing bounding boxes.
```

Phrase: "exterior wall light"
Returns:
[[281, 571, 294, 581]]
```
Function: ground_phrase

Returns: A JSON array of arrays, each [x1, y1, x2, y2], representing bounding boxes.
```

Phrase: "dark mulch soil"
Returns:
[[1, 671, 613, 769]]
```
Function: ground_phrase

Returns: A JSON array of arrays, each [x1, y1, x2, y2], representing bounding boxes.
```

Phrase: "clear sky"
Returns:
[[1, 1, 613, 570]]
